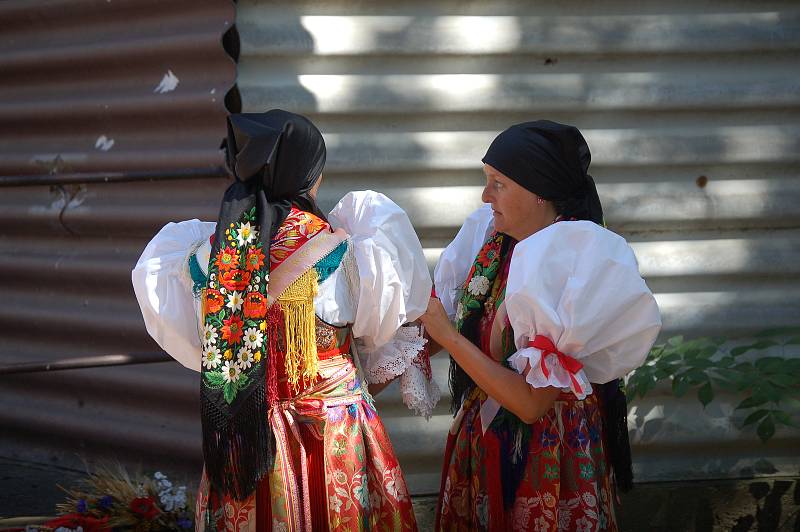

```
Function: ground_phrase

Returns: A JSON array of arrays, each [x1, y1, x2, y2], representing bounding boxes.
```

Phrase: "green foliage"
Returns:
[[626, 327, 800, 443]]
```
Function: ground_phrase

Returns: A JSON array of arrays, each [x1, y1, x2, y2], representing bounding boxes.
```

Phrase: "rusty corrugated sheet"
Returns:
[[0, 0, 234, 481], [0, 0, 235, 176]]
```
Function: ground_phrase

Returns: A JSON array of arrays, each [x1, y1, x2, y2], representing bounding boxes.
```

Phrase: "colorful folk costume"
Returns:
[[433, 121, 662, 531], [132, 111, 437, 531]]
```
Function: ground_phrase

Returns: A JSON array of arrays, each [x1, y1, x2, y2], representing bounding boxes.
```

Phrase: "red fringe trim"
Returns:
[[266, 305, 283, 405]]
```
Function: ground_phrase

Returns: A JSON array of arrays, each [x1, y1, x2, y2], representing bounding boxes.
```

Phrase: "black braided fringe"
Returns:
[[601, 380, 634, 492], [200, 381, 275, 501]]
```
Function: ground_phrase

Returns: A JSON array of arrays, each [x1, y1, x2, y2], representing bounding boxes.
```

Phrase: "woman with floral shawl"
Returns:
[[421, 120, 662, 531], [133, 110, 438, 531]]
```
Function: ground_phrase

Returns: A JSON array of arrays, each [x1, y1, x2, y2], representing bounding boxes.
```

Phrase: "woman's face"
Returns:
[[481, 164, 557, 241]]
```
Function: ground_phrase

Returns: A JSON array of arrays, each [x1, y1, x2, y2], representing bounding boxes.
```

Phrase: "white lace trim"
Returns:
[[399, 361, 441, 420], [508, 347, 593, 400], [360, 325, 440, 418]]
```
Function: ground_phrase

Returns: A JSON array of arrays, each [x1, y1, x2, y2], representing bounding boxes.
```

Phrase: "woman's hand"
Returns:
[[419, 297, 459, 349]]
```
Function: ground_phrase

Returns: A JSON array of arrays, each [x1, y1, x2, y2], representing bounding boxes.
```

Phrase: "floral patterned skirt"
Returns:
[[436, 391, 617, 532], [196, 356, 418, 531]]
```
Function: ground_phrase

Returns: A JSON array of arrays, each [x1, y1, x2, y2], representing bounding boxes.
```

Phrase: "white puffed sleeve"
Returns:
[[433, 204, 494, 320], [328, 190, 439, 417], [132, 219, 216, 372], [504, 221, 662, 399]]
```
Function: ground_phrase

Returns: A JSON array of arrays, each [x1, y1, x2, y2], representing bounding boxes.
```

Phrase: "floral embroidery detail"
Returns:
[[203, 346, 221, 369], [467, 275, 490, 296], [225, 290, 244, 313], [316, 320, 337, 351], [533, 515, 550, 532], [205, 289, 224, 314], [512, 496, 537, 530], [242, 327, 264, 350], [476, 245, 499, 267], [222, 361, 241, 383], [221, 315, 244, 344], [202, 324, 218, 346], [236, 222, 256, 247], [202, 208, 271, 404], [575, 516, 594, 532], [243, 292, 267, 318], [237, 347, 254, 370], [244, 247, 266, 271], [455, 232, 504, 332], [579, 462, 595, 480], [219, 269, 251, 292], [215, 246, 240, 272]]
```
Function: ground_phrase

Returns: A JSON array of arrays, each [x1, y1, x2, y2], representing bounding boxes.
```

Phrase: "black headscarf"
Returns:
[[201, 110, 326, 500], [481, 119, 603, 224]]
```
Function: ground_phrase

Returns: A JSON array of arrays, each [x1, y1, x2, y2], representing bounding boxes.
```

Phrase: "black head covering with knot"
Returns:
[[481, 120, 603, 224], [202, 110, 326, 501]]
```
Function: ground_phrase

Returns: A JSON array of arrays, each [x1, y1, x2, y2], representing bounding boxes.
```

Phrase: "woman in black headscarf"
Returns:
[[421, 120, 661, 531], [133, 110, 438, 531]]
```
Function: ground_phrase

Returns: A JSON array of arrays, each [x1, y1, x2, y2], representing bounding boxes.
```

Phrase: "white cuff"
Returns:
[[360, 326, 440, 418], [508, 347, 593, 400]]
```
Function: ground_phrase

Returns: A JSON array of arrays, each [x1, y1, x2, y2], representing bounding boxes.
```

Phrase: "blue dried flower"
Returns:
[[76, 498, 88, 513], [177, 517, 193, 529], [98, 495, 113, 510]]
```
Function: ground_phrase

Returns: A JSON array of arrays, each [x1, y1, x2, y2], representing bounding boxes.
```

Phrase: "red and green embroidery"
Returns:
[[455, 232, 505, 332], [202, 206, 267, 404]]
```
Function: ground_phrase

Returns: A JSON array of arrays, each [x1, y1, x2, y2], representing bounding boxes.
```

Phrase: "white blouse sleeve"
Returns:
[[328, 190, 439, 417], [433, 203, 494, 320], [504, 221, 662, 399], [131, 219, 216, 372]]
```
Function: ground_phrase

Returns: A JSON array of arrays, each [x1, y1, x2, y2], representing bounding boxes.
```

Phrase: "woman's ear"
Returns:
[[310, 173, 324, 199]]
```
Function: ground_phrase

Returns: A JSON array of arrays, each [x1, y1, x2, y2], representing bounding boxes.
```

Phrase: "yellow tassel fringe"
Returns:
[[279, 268, 319, 391]]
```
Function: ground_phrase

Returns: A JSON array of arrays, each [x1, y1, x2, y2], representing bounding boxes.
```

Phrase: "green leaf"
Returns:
[[654, 368, 672, 380], [672, 377, 690, 398], [684, 368, 709, 385], [751, 339, 779, 350], [742, 409, 769, 426], [223, 382, 236, 404], [755, 327, 800, 338], [767, 374, 798, 388], [466, 300, 481, 310], [697, 382, 714, 407], [236, 372, 251, 390], [204, 371, 226, 388], [756, 416, 775, 443], [755, 356, 786, 372], [716, 356, 736, 368], [771, 410, 797, 427], [698, 346, 718, 359], [667, 336, 684, 347], [683, 348, 701, 359], [687, 359, 714, 370], [736, 395, 770, 410], [710, 376, 740, 393], [731, 345, 754, 357], [758, 385, 783, 403], [782, 397, 800, 410]]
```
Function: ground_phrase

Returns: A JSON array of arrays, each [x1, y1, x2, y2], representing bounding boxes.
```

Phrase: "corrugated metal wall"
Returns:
[[235, 0, 800, 492], [0, 0, 234, 478], [1, 0, 798, 502]]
